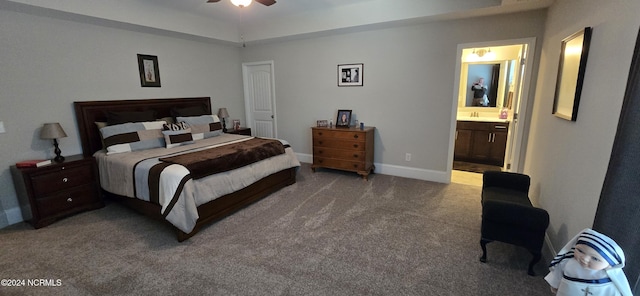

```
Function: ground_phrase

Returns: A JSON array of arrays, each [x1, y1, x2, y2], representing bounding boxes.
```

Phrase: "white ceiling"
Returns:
[[1, 0, 554, 45]]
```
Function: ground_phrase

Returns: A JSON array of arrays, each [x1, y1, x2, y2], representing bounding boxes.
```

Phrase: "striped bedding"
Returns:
[[94, 134, 300, 233]]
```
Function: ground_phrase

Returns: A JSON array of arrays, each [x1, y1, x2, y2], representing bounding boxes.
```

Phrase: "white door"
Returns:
[[242, 61, 277, 138]]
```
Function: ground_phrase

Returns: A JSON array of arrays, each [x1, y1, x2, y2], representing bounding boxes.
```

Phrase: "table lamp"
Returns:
[[218, 108, 229, 132], [40, 123, 68, 162]]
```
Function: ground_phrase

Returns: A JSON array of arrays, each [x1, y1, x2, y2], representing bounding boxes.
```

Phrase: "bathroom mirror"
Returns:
[[459, 60, 515, 109]]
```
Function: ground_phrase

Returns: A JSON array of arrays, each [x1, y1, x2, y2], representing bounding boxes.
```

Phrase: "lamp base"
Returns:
[[222, 119, 227, 133], [53, 139, 65, 163]]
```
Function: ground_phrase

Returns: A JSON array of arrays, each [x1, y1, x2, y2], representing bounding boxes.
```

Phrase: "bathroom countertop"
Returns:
[[456, 116, 510, 123]]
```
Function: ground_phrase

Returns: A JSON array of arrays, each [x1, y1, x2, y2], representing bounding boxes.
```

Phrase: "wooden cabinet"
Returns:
[[11, 155, 104, 228], [455, 121, 509, 166], [311, 126, 375, 180], [226, 127, 251, 136]]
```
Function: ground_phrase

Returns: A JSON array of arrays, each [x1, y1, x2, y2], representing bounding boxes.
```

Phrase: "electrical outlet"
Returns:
[[405, 153, 411, 161]]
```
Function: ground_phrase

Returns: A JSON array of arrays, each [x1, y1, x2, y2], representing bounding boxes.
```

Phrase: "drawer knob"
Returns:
[[62, 177, 68, 183], [318, 141, 323, 145], [318, 132, 323, 136], [67, 197, 73, 202], [353, 134, 359, 139], [353, 144, 358, 148], [318, 150, 323, 154], [353, 154, 358, 158], [353, 164, 358, 168]]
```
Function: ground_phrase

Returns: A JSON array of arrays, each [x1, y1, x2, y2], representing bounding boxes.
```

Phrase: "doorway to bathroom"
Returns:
[[450, 38, 536, 176]]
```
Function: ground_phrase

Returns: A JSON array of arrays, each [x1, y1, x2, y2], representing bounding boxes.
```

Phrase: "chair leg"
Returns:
[[527, 251, 542, 276], [480, 238, 491, 263]]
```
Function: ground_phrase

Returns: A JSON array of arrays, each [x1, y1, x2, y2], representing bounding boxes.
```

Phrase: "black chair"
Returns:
[[479, 171, 549, 276]]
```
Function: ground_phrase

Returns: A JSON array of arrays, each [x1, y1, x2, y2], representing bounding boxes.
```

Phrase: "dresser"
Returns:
[[11, 154, 104, 228], [311, 126, 375, 180]]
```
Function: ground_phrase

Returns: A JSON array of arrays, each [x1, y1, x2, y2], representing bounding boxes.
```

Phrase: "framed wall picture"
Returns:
[[338, 63, 363, 87], [336, 110, 352, 128], [137, 54, 161, 87], [552, 27, 592, 121]]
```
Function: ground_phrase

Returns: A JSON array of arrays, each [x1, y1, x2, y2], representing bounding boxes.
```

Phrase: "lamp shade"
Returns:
[[40, 123, 67, 139], [218, 108, 230, 119]]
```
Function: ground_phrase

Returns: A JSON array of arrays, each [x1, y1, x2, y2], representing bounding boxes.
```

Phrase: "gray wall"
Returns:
[[241, 11, 546, 176], [0, 8, 246, 226], [525, 0, 640, 253]]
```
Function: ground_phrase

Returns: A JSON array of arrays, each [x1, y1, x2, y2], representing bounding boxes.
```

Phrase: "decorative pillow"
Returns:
[[162, 122, 194, 148], [99, 121, 166, 154], [170, 105, 209, 118], [95, 121, 108, 149], [157, 116, 175, 125], [106, 110, 157, 125], [176, 115, 222, 140]]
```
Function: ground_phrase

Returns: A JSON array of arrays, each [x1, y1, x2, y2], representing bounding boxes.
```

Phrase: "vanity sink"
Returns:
[[457, 116, 509, 123]]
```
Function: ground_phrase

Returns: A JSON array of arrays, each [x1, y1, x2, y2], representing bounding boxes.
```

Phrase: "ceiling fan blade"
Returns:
[[206, 0, 221, 2], [254, 0, 276, 6]]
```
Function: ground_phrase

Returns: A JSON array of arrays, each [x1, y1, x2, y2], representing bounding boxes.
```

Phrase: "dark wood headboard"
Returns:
[[74, 97, 212, 157]]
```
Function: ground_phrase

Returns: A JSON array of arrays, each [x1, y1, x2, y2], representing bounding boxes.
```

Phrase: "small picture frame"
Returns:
[[316, 120, 328, 127], [137, 54, 161, 87], [232, 119, 241, 130], [336, 110, 352, 128], [338, 63, 363, 87]]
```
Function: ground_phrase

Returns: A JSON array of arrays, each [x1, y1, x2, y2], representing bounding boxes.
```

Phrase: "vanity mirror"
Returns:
[[458, 60, 516, 109]]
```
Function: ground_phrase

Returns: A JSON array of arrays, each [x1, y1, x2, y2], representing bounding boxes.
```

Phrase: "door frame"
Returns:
[[449, 37, 536, 177], [242, 60, 278, 138]]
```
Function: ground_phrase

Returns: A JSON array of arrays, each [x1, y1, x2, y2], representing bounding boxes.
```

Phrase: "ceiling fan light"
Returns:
[[231, 0, 252, 7]]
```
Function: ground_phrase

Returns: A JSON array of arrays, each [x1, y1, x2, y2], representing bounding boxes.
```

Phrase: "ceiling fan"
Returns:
[[206, 0, 276, 7]]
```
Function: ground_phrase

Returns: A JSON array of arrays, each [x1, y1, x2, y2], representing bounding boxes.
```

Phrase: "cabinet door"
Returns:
[[454, 129, 473, 159], [471, 130, 492, 160], [489, 131, 508, 165]]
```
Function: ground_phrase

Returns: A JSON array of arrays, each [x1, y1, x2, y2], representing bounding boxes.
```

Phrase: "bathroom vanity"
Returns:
[[454, 120, 509, 166]]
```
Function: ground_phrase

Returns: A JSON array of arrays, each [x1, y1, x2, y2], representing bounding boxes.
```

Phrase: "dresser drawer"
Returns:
[[31, 165, 94, 196], [35, 184, 99, 218], [313, 139, 365, 150], [313, 157, 365, 171], [313, 147, 365, 161], [313, 129, 366, 142]]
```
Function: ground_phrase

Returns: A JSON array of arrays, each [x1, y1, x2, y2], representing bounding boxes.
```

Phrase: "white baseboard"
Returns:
[[295, 153, 450, 183], [1, 206, 24, 228]]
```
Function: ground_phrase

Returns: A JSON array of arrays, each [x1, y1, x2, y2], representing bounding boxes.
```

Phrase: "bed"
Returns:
[[74, 97, 299, 241]]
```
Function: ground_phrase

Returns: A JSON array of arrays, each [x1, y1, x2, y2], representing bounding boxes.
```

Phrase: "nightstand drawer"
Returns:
[[31, 165, 94, 196], [35, 184, 99, 218]]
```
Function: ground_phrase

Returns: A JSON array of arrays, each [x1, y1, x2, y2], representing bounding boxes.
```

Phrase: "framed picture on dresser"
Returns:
[[336, 110, 352, 128]]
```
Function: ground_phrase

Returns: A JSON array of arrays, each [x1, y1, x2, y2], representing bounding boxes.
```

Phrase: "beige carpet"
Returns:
[[0, 163, 551, 295]]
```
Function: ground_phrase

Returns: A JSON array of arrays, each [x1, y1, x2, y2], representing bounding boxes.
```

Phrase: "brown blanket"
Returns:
[[159, 138, 285, 179]]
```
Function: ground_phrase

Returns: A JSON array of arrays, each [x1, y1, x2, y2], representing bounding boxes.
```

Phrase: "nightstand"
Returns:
[[226, 127, 251, 136], [11, 154, 104, 228]]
